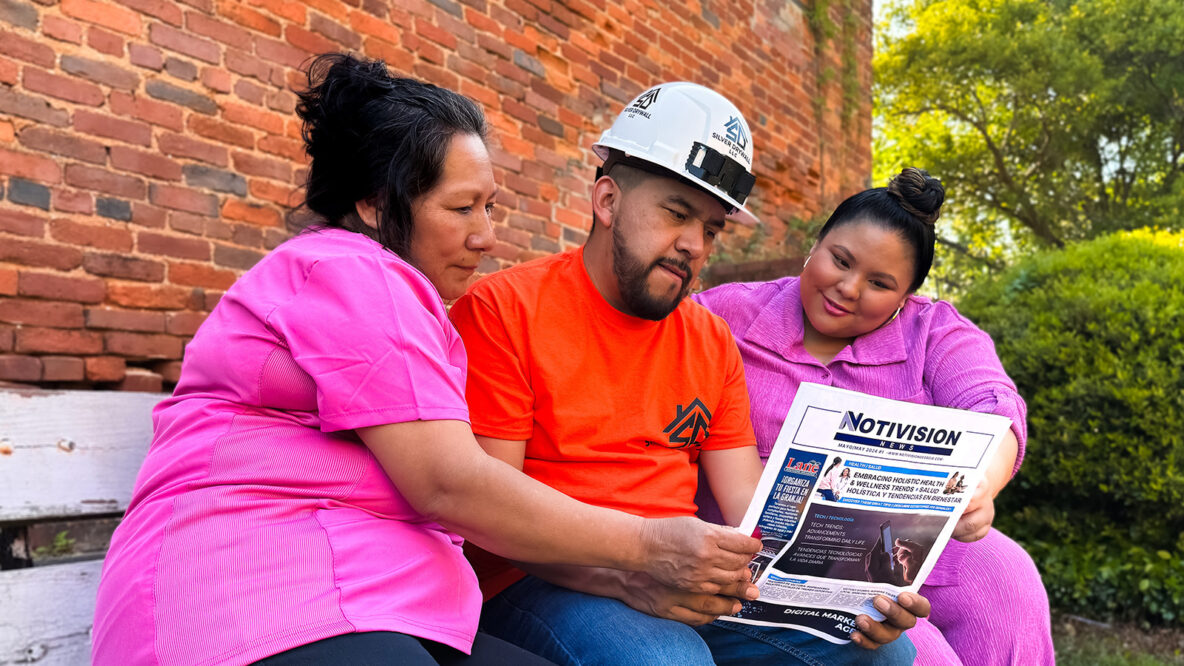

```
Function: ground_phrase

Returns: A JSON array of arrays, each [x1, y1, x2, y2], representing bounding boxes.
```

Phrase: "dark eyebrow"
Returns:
[[664, 194, 726, 229]]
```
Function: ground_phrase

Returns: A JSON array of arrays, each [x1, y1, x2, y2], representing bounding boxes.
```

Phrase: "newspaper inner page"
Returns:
[[720, 383, 1011, 643]]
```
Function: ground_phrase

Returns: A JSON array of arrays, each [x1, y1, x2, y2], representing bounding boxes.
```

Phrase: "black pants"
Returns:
[[253, 631, 556, 665]]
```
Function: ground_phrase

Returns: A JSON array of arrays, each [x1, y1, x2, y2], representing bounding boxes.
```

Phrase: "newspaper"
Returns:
[[720, 383, 1011, 643]]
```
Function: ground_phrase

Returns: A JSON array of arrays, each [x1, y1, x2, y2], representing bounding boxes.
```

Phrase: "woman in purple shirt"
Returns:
[[696, 168, 1055, 665]]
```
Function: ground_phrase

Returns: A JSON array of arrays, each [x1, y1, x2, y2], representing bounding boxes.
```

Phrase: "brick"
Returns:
[[110, 146, 183, 181], [145, 79, 217, 115], [53, 188, 95, 215], [0, 147, 61, 184], [61, 0, 141, 35], [0, 0, 38, 29], [164, 56, 197, 81], [0, 238, 83, 270], [0, 268, 14, 296], [83, 252, 165, 281], [43, 15, 84, 43], [103, 330, 181, 358], [108, 91, 183, 131], [115, 367, 163, 391], [231, 151, 290, 181], [18, 128, 102, 166], [107, 282, 192, 310], [128, 43, 164, 70], [41, 356, 85, 381], [85, 306, 165, 332], [154, 358, 183, 382], [167, 210, 208, 235], [0, 354, 40, 381], [0, 324, 13, 351], [16, 326, 102, 354], [50, 218, 134, 251], [23, 67, 105, 106], [0, 28, 55, 67], [258, 135, 304, 162], [96, 197, 132, 221], [149, 22, 219, 64], [0, 120, 11, 142], [86, 26, 124, 56], [222, 102, 285, 135], [73, 110, 152, 146], [216, 0, 280, 36], [0, 297, 84, 327], [248, 179, 297, 206], [167, 261, 235, 289], [60, 54, 139, 90], [0, 207, 43, 236], [137, 230, 210, 260], [7, 177, 50, 210], [349, 9, 400, 43], [0, 89, 66, 128], [148, 184, 219, 216], [131, 202, 166, 228], [164, 310, 205, 335], [158, 132, 229, 166], [186, 10, 252, 50], [84, 355, 125, 381], [229, 223, 262, 247], [188, 115, 255, 149], [224, 48, 271, 83], [308, 11, 361, 49], [200, 66, 231, 93], [182, 164, 247, 196], [221, 199, 281, 227], [18, 271, 105, 303], [201, 288, 222, 309], [213, 243, 264, 269], [255, 35, 307, 69], [118, 0, 183, 26], [265, 90, 296, 114], [0, 56, 14, 85], [65, 164, 146, 199], [232, 78, 266, 105]]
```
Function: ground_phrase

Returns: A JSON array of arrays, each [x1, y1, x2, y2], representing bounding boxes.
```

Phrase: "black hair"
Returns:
[[814, 167, 945, 292], [294, 53, 487, 257]]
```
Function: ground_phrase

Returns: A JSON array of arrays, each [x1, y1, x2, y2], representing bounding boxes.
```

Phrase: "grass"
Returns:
[[1054, 614, 1184, 666]]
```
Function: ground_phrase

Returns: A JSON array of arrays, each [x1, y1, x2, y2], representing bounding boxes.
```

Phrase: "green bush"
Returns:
[[958, 229, 1184, 626]]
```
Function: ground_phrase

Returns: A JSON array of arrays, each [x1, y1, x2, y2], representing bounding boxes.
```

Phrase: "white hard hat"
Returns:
[[592, 82, 756, 216]]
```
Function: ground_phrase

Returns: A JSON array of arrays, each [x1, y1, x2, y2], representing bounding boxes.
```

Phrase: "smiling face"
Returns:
[[405, 133, 498, 300], [605, 172, 727, 320], [799, 220, 914, 353]]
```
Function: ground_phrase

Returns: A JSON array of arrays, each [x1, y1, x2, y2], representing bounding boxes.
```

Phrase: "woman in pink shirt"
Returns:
[[696, 168, 1055, 665], [92, 54, 760, 666]]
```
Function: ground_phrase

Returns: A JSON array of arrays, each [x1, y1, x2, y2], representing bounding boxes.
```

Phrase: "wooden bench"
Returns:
[[0, 389, 165, 665]]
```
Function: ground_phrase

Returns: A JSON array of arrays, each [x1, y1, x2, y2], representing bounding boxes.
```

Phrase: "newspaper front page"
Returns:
[[720, 383, 1011, 643]]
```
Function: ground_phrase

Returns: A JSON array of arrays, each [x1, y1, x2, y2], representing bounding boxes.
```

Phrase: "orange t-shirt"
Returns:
[[450, 247, 757, 596]]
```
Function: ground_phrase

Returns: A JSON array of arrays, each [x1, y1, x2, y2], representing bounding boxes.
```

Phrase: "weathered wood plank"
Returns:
[[0, 559, 101, 665], [0, 390, 166, 522]]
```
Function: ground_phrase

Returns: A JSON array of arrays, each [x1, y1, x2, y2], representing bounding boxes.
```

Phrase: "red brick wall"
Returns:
[[0, 0, 872, 390]]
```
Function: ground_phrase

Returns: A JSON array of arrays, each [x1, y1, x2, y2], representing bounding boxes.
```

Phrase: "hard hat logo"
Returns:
[[632, 88, 660, 111], [724, 116, 748, 152], [592, 81, 758, 218]]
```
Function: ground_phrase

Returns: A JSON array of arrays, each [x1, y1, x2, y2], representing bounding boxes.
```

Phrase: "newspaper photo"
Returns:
[[721, 383, 1012, 643]]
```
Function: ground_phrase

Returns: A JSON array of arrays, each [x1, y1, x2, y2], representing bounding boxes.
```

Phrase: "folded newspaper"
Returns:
[[722, 383, 1011, 643]]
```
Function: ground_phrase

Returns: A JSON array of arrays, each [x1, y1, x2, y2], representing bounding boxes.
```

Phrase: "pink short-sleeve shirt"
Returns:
[[93, 228, 480, 665]]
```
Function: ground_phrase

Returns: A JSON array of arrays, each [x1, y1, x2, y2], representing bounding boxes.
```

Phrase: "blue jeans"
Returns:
[[480, 575, 916, 666]]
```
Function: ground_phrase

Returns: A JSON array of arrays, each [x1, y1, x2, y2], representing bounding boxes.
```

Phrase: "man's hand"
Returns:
[[850, 591, 931, 649], [952, 480, 994, 542], [619, 571, 752, 626], [640, 516, 761, 595], [892, 538, 929, 585]]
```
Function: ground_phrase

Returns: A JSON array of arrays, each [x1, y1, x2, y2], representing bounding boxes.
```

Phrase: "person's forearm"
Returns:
[[985, 429, 1019, 497]]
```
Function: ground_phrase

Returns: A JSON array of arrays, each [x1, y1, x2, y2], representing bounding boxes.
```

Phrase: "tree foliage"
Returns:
[[875, 0, 1184, 289]]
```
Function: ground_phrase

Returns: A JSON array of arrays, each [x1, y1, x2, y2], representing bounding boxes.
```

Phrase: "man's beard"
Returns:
[[611, 222, 692, 321]]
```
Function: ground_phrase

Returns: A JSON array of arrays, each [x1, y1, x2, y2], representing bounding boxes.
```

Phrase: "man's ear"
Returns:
[[355, 199, 379, 230], [590, 175, 620, 232]]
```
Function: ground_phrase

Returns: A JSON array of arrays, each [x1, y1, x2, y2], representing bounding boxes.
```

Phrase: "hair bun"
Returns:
[[887, 167, 944, 226]]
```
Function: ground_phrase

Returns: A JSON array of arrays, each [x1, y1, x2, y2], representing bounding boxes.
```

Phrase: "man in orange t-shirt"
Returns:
[[451, 83, 925, 666]]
